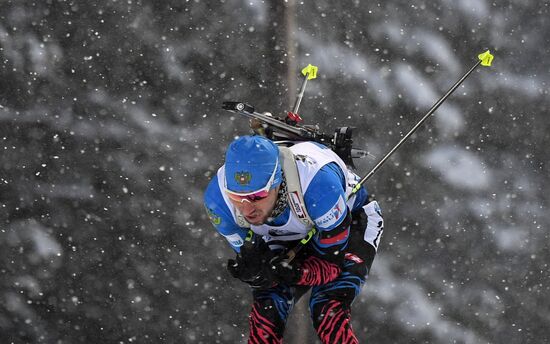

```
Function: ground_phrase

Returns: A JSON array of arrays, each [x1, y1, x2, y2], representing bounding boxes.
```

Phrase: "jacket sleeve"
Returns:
[[203, 174, 249, 253]]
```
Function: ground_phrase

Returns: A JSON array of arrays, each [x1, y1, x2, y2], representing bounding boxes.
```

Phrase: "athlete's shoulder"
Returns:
[[204, 172, 224, 209], [203, 172, 236, 234], [304, 162, 347, 230], [290, 141, 332, 161]]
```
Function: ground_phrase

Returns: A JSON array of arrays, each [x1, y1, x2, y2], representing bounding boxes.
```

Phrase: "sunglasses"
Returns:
[[225, 159, 278, 203]]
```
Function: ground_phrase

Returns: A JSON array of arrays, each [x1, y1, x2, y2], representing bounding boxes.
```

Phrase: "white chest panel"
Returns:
[[250, 210, 311, 243]]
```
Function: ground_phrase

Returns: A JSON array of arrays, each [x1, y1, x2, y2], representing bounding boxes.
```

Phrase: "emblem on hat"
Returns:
[[235, 171, 251, 185]]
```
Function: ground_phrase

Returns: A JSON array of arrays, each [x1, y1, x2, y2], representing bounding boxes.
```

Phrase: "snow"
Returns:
[[422, 146, 491, 190], [297, 33, 394, 105], [493, 227, 529, 252], [28, 224, 63, 259], [456, 0, 490, 18], [1, 1, 549, 343]]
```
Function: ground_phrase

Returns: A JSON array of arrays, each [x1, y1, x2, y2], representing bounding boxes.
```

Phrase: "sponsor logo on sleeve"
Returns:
[[206, 207, 221, 225], [223, 233, 244, 247], [314, 195, 346, 228]]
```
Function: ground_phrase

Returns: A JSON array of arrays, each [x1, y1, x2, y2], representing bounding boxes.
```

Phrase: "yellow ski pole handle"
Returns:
[[478, 50, 494, 67], [301, 64, 318, 80]]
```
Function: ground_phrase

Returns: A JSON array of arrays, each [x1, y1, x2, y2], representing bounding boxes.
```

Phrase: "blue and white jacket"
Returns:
[[204, 141, 373, 258]]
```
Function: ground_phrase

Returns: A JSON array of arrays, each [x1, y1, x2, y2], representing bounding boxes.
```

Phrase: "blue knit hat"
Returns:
[[224, 135, 282, 194]]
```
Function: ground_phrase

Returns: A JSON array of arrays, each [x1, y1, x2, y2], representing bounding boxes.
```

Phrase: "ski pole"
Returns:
[[290, 64, 318, 116], [283, 50, 494, 264], [350, 50, 494, 192]]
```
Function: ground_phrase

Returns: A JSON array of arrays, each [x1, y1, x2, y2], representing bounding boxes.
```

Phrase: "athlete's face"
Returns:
[[227, 186, 279, 225]]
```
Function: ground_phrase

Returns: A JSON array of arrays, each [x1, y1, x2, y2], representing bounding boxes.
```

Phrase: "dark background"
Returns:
[[1, 1, 549, 343]]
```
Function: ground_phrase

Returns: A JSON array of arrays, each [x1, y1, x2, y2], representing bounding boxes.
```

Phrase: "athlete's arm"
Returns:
[[276, 162, 352, 286], [304, 162, 352, 265]]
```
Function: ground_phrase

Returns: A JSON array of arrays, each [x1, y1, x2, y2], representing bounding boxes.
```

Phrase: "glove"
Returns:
[[268, 255, 302, 285], [226, 236, 276, 289], [268, 255, 342, 286], [227, 258, 275, 289]]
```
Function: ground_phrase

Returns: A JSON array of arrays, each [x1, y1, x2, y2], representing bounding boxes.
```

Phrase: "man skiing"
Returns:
[[203, 134, 384, 343]]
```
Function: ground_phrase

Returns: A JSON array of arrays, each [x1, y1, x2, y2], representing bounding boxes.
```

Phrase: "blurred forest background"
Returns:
[[1, 0, 549, 343]]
